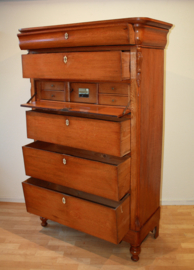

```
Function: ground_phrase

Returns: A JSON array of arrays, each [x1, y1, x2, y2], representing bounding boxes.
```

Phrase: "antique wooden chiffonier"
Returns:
[[17, 17, 172, 261]]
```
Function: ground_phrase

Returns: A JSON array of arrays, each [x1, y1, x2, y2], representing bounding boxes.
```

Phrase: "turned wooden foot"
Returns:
[[40, 217, 48, 227], [130, 245, 141, 262]]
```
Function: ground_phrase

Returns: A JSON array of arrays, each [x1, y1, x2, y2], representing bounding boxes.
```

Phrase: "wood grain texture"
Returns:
[[130, 48, 164, 231], [21, 100, 130, 117], [26, 111, 130, 157], [41, 81, 65, 91], [22, 179, 130, 244], [18, 24, 131, 50], [22, 51, 130, 81], [22, 142, 130, 201]]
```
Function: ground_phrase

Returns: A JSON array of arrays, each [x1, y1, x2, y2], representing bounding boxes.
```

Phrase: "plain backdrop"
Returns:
[[0, 0, 194, 204]]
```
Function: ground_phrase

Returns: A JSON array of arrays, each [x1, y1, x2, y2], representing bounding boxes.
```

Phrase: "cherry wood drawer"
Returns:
[[22, 178, 130, 244], [99, 83, 129, 95], [99, 94, 128, 106], [41, 81, 65, 91], [22, 51, 130, 81], [70, 82, 97, 104], [18, 24, 135, 50], [26, 111, 130, 157], [23, 141, 130, 201], [41, 90, 65, 101]]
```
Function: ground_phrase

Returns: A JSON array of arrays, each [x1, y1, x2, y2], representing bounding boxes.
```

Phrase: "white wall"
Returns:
[[0, 0, 194, 204]]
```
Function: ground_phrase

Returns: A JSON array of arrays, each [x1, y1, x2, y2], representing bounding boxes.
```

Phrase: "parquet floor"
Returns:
[[0, 203, 193, 270]]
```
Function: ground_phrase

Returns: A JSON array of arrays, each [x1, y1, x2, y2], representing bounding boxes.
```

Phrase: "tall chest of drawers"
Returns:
[[18, 17, 172, 261]]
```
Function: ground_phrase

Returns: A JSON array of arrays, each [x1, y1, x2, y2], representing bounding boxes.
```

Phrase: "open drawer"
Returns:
[[22, 51, 130, 81], [23, 141, 130, 201], [26, 111, 130, 157], [22, 178, 130, 244]]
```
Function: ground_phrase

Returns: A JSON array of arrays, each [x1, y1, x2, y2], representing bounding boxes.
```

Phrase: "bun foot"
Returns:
[[130, 245, 141, 262], [40, 217, 48, 227]]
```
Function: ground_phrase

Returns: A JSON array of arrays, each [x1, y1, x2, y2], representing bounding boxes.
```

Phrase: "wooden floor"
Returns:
[[0, 203, 193, 270]]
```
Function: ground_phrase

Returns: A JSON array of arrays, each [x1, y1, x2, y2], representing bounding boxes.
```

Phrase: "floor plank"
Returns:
[[0, 203, 194, 270]]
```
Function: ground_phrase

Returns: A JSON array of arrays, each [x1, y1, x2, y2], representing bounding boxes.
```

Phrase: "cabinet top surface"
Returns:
[[18, 17, 172, 33]]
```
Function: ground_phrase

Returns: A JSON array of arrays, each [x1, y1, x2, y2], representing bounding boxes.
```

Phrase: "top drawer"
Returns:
[[18, 24, 135, 50], [22, 51, 130, 81]]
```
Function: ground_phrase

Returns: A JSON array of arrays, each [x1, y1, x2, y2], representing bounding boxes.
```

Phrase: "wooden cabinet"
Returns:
[[18, 17, 172, 261]]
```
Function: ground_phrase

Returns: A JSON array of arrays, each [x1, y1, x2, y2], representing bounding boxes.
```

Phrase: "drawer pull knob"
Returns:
[[64, 56, 67, 64], [62, 197, 66, 204], [66, 119, 69, 126], [63, 158, 66, 165], [64, 33, 68, 39], [51, 84, 54, 87], [112, 87, 115, 90], [51, 95, 55, 97], [112, 99, 115, 102]]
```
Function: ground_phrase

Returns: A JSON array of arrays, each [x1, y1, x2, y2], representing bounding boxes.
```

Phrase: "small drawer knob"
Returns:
[[62, 197, 66, 204], [51, 94, 55, 97], [112, 87, 115, 90], [51, 84, 54, 87], [63, 158, 66, 165], [64, 33, 68, 40], [66, 119, 69, 126], [112, 99, 115, 102]]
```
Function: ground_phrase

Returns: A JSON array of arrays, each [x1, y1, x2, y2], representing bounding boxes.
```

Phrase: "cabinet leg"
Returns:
[[130, 245, 141, 262], [40, 217, 48, 227]]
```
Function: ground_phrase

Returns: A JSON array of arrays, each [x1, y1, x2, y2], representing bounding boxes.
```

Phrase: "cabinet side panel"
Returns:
[[139, 48, 164, 226]]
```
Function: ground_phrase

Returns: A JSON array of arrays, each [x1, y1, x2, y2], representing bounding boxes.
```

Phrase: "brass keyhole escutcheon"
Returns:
[[63, 158, 66, 165], [64, 56, 67, 64], [64, 33, 68, 40], [62, 197, 66, 204], [66, 119, 69, 126]]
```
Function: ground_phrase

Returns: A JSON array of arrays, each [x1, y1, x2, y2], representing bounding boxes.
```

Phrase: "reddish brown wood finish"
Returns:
[[21, 100, 130, 117], [22, 178, 130, 244], [18, 24, 133, 50], [40, 90, 65, 101], [26, 111, 130, 157], [18, 17, 172, 262], [23, 141, 130, 201], [99, 83, 129, 95], [22, 51, 130, 81]]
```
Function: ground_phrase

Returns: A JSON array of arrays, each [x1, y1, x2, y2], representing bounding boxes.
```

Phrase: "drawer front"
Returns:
[[41, 81, 65, 91], [26, 111, 130, 157], [22, 51, 130, 81], [23, 143, 130, 201], [41, 90, 65, 101], [19, 24, 135, 50], [99, 94, 129, 106], [70, 83, 97, 104], [22, 179, 130, 244], [99, 83, 129, 95]]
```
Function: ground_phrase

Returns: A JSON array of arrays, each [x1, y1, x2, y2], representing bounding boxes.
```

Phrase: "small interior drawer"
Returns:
[[99, 94, 129, 106], [70, 83, 97, 104], [23, 141, 130, 201], [41, 90, 65, 101], [22, 178, 130, 244], [99, 83, 129, 95], [41, 81, 65, 91]]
